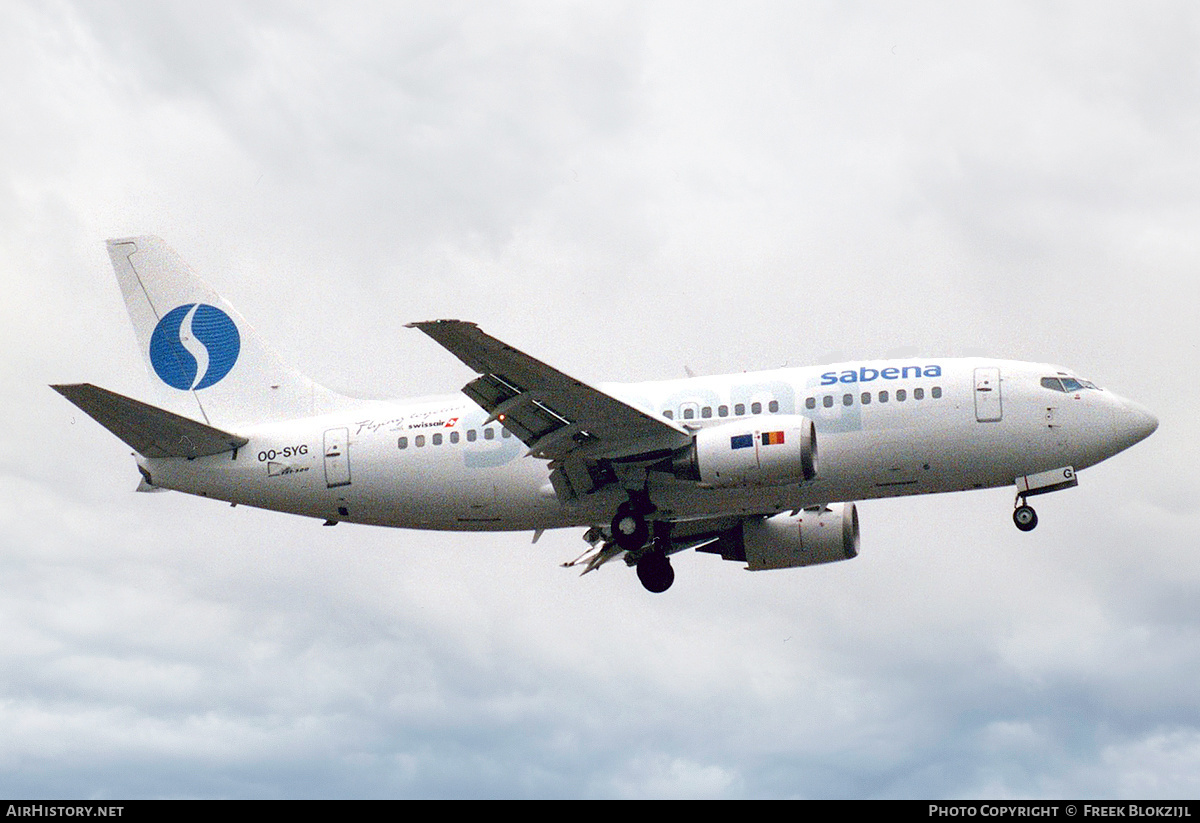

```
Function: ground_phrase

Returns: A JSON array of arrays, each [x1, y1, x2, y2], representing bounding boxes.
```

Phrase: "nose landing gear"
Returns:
[[1013, 496, 1038, 531]]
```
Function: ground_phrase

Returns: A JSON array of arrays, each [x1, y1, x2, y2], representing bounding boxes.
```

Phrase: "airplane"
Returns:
[[54, 237, 1159, 593]]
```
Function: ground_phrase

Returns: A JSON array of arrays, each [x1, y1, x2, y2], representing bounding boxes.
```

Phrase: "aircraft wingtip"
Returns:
[[406, 319, 477, 329]]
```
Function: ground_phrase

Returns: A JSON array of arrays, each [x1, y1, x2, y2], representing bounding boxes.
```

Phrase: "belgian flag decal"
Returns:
[[761, 431, 785, 446]]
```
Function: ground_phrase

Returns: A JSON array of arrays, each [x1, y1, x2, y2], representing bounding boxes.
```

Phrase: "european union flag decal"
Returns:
[[730, 434, 754, 450]]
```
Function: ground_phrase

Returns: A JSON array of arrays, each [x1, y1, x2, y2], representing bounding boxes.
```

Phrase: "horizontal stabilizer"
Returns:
[[53, 383, 248, 458]]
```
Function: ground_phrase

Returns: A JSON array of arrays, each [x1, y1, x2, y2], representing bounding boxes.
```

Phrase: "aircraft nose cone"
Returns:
[[1115, 399, 1158, 450]]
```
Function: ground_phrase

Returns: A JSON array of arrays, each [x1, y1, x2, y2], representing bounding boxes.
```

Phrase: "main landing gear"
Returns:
[[1013, 495, 1038, 532], [612, 491, 676, 593], [562, 491, 678, 593], [611, 500, 649, 551], [564, 521, 675, 593], [611, 489, 656, 550], [635, 550, 674, 593]]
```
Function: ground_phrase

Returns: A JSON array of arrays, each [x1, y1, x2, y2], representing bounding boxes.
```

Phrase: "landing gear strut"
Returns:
[[1013, 496, 1038, 532]]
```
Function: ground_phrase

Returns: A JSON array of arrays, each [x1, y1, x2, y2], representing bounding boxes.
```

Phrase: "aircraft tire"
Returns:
[[1013, 505, 1038, 532], [636, 552, 674, 593], [612, 502, 649, 550]]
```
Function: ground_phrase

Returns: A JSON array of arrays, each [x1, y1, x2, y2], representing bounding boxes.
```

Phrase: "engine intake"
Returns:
[[742, 503, 859, 570]]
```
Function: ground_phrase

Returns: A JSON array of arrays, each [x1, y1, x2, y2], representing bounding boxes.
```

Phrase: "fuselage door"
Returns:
[[323, 427, 351, 488], [974, 367, 1002, 422]]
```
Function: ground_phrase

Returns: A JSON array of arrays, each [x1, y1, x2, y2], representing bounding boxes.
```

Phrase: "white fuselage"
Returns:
[[140, 358, 1155, 531]]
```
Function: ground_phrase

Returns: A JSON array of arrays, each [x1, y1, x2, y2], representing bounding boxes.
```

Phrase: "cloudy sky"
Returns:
[[2, 0, 1198, 799]]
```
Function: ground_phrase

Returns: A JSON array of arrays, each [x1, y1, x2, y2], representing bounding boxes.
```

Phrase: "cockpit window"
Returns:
[[1043, 374, 1101, 392]]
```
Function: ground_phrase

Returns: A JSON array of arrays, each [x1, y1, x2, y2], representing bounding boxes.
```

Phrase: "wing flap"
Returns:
[[53, 383, 248, 458], [408, 320, 691, 462]]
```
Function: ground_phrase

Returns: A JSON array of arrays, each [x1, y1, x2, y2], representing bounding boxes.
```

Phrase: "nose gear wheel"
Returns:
[[1013, 495, 1038, 532]]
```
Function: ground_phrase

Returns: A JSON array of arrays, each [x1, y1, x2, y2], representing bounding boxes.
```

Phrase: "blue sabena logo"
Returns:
[[149, 304, 240, 390]]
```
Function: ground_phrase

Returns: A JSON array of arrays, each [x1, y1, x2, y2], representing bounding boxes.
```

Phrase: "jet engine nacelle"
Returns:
[[742, 503, 859, 570], [676, 415, 817, 488]]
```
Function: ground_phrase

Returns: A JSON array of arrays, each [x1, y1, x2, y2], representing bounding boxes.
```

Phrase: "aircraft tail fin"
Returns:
[[107, 236, 349, 427], [52, 383, 247, 458]]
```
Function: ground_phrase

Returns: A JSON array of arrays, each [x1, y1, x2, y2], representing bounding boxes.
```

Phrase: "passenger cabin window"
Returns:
[[450, 431, 459, 444], [768, 400, 779, 413], [879, 391, 889, 403], [502, 428, 511, 438], [932, 387, 942, 399], [398, 436, 408, 449], [734, 403, 745, 416], [484, 428, 494, 440], [432, 433, 442, 445], [663, 410, 674, 419], [467, 429, 477, 442], [718, 405, 729, 417], [415, 435, 425, 447], [914, 388, 924, 400], [701, 406, 712, 419], [843, 394, 853, 406], [751, 402, 762, 414], [805, 397, 816, 410], [861, 392, 871, 405], [683, 407, 695, 420], [823, 396, 833, 408], [896, 389, 907, 402]]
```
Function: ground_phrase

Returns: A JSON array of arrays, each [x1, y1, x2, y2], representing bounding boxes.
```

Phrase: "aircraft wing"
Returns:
[[407, 320, 692, 471]]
